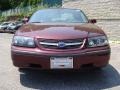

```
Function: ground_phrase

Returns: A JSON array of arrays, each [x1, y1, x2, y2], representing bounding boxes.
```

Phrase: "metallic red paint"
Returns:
[[11, 9, 111, 70]]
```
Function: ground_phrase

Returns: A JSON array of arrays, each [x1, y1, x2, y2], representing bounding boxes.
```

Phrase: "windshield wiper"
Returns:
[[30, 22, 41, 23]]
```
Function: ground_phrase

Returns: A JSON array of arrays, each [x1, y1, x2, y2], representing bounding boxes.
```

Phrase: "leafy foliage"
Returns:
[[0, 0, 61, 21], [0, 5, 47, 22], [0, 0, 43, 11]]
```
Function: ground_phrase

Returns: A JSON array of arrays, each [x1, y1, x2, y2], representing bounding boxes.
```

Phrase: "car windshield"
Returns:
[[29, 9, 88, 23]]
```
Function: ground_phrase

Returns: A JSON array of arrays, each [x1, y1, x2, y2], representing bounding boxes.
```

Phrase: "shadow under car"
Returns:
[[20, 64, 120, 90]]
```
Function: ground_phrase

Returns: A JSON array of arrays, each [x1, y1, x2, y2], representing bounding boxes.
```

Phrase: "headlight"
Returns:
[[13, 36, 35, 48], [88, 36, 108, 47]]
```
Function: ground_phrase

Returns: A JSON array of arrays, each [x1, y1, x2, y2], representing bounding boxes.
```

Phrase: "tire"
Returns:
[[95, 67, 103, 70], [18, 68, 29, 73], [94, 65, 107, 71]]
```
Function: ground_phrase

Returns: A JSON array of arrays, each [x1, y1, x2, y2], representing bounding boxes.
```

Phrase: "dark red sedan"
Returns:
[[11, 8, 110, 70]]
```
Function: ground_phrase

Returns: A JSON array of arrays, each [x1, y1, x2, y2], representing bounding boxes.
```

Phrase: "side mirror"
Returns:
[[23, 19, 29, 24], [22, 17, 30, 24], [89, 19, 97, 24]]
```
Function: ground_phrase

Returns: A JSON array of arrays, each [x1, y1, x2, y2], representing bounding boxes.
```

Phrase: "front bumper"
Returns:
[[11, 46, 110, 70]]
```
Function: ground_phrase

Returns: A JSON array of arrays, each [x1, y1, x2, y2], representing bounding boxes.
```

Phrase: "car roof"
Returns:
[[2, 22, 10, 24], [37, 8, 82, 12]]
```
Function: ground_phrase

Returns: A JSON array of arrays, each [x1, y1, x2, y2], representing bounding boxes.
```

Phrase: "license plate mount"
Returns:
[[50, 57, 73, 69]]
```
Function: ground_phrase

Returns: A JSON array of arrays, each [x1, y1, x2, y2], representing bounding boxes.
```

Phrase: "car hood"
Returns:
[[16, 23, 105, 39]]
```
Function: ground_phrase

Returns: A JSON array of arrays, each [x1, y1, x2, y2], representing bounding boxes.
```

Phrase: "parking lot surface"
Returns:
[[0, 33, 120, 90]]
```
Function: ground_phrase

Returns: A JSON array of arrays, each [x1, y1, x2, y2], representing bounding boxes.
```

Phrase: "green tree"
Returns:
[[0, 0, 11, 10], [0, 0, 42, 11], [9, 0, 22, 8]]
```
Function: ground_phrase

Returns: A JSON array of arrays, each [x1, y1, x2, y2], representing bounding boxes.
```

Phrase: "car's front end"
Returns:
[[11, 38, 110, 70], [0, 22, 10, 30], [11, 8, 111, 70], [0, 25, 6, 30], [8, 25, 15, 30]]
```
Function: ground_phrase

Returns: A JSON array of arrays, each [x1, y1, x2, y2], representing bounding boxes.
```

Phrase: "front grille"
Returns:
[[39, 39, 85, 49]]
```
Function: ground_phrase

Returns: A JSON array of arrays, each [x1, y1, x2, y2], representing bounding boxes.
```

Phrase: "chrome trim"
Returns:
[[39, 41, 83, 46], [40, 42, 58, 46], [65, 42, 83, 46], [81, 39, 86, 48]]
